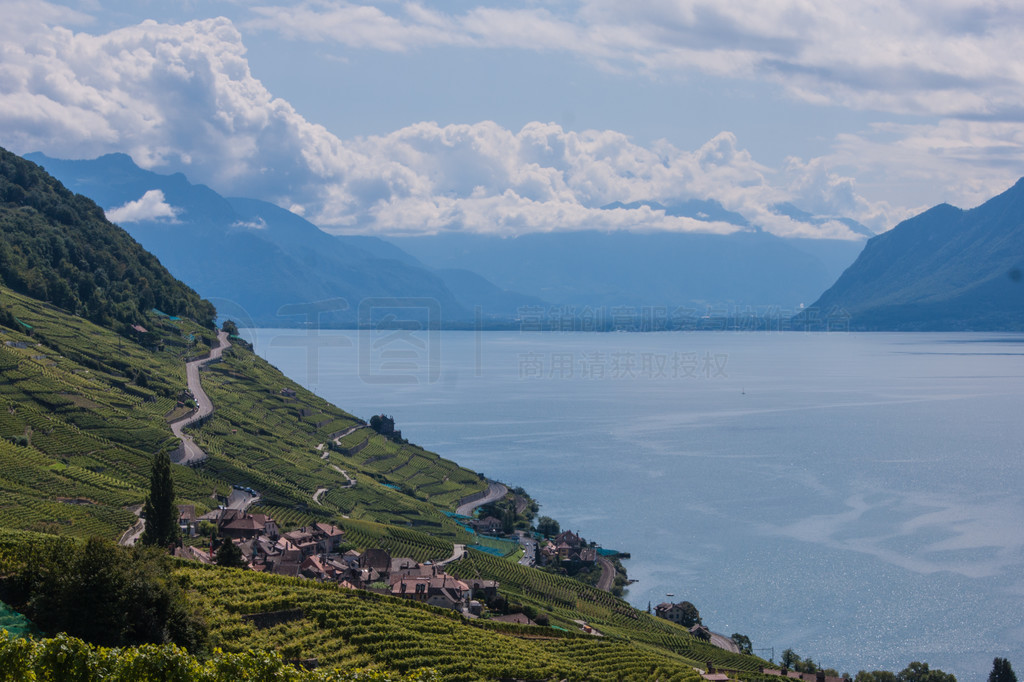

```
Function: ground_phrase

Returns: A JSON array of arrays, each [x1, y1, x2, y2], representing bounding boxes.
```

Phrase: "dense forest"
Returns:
[[0, 147, 215, 331]]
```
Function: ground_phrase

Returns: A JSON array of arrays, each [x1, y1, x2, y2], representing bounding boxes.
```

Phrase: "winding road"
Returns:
[[170, 330, 230, 466], [515, 531, 536, 567], [455, 481, 508, 516], [595, 555, 616, 592], [708, 631, 740, 653], [329, 465, 356, 488], [119, 515, 145, 547]]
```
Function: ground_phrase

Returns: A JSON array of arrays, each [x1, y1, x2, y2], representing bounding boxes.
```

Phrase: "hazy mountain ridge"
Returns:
[[389, 228, 866, 315], [25, 152, 870, 327], [803, 178, 1024, 330], [25, 153, 480, 326]]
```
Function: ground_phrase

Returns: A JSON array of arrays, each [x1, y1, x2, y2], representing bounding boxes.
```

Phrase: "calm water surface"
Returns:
[[243, 329, 1024, 680]]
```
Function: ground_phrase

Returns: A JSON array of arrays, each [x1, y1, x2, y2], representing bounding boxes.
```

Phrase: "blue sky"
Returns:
[[3, 1, 1024, 239]]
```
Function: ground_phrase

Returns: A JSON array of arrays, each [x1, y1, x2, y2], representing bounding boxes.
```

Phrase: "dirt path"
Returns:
[[170, 330, 230, 466], [328, 465, 356, 488], [436, 544, 467, 566], [313, 487, 328, 505]]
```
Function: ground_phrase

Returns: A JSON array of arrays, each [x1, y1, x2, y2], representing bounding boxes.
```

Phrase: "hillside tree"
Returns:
[[731, 633, 753, 655], [677, 601, 701, 628], [990, 659, 1017, 682], [897, 662, 957, 682], [855, 673, 897, 682], [10, 537, 207, 652], [141, 449, 179, 548], [216, 538, 246, 568], [536, 516, 560, 537]]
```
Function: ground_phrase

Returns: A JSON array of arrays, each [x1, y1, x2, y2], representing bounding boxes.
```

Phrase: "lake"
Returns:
[[242, 328, 1024, 680]]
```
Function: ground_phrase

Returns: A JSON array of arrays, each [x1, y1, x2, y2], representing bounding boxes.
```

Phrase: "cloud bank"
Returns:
[[7, 8, 1018, 238], [248, 0, 1024, 121]]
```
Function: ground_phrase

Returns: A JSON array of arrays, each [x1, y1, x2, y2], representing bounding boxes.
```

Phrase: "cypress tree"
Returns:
[[990, 659, 1017, 682], [141, 450, 179, 547]]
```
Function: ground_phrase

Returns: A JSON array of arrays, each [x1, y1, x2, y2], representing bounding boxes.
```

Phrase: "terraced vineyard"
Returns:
[[182, 562, 708, 682], [341, 433, 484, 509], [0, 292, 234, 536], [0, 285, 490, 540], [191, 344, 488, 529], [447, 549, 768, 673], [336, 518, 455, 563]]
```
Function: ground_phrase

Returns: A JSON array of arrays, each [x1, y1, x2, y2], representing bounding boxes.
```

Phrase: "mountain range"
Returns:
[[802, 178, 1024, 330], [388, 228, 866, 321], [27, 152, 869, 328], [25, 152, 493, 327]]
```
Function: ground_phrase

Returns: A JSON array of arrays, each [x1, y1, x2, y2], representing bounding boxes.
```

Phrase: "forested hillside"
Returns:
[[0, 148, 214, 330]]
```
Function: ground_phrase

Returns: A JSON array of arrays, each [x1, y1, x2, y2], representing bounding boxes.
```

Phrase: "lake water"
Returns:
[[242, 328, 1024, 680]]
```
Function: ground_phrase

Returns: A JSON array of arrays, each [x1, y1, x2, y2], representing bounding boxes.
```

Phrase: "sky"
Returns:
[[3, 1, 1024, 240]]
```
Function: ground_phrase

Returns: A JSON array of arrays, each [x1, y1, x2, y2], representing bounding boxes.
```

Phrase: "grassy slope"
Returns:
[[0, 285, 486, 540]]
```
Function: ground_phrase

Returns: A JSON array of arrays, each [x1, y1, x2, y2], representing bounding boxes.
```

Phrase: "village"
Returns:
[[174, 504, 506, 617], [171, 502, 794, 678], [171, 499, 629, 630], [175, 503, 836, 680]]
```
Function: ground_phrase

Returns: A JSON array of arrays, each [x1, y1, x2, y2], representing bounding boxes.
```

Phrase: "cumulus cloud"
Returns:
[[825, 119, 1024, 214], [105, 189, 179, 223], [246, 0, 1024, 120], [0, 13, 320, 202], [0, 13, 890, 238]]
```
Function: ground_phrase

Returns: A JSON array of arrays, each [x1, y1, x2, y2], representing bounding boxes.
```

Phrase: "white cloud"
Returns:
[[316, 122, 878, 237], [246, 1, 1024, 119], [105, 189, 179, 223], [824, 119, 1024, 214], [0, 13, 909, 238]]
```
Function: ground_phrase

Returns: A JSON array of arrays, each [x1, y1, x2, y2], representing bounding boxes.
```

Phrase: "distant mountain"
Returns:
[[389, 228, 866, 323], [800, 179, 1024, 330], [25, 152, 486, 327], [0, 148, 214, 330], [601, 198, 752, 228], [771, 202, 876, 238]]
